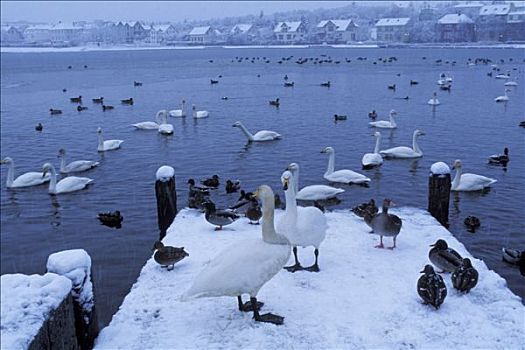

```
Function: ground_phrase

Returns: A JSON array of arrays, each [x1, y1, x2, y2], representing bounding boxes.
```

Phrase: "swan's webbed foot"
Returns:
[[237, 296, 263, 312], [254, 312, 284, 325], [304, 263, 320, 272], [284, 263, 303, 273], [386, 246, 396, 250]]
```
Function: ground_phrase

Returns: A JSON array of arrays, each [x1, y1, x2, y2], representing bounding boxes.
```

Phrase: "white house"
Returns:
[[316, 19, 358, 43], [229, 23, 257, 44], [148, 24, 177, 44], [375, 18, 411, 42], [50, 22, 83, 44], [23, 24, 53, 43], [1, 25, 24, 44], [188, 26, 216, 44], [273, 21, 306, 44]]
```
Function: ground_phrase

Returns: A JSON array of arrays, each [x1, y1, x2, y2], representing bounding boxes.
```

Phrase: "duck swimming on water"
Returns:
[[488, 148, 509, 166], [202, 175, 219, 188]]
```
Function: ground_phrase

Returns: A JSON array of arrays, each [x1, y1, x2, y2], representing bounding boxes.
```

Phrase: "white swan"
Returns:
[[380, 130, 425, 159], [192, 105, 209, 119], [131, 110, 164, 130], [232, 121, 281, 142], [57, 149, 99, 173], [42, 163, 93, 195], [169, 99, 186, 117], [451, 159, 497, 192], [428, 92, 440, 106], [182, 185, 290, 325], [369, 109, 397, 129], [321, 147, 370, 185], [504, 79, 518, 87], [495, 73, 510, 80], [97, 127, 123, 152], [1, 157, 50, 188], [276, 171, 328, 272], [157, 110, 174, 135], [494, 89, 509, 102], [362, 131, 383, 169], [286, 162, 344, 201]]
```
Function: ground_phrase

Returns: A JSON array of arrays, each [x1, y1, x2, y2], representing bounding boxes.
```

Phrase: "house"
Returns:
[[436, 13, 475, 42], [476, 3, 514, 41], [50, 22, 83, 45], [375, 18, 411, 42], [148, 24, 177, 44], [228, 24, 258, 44], [23, 24, 53, 43], [419, 7, 437, 22], [1, 25, 24, 44], [506, 10, 525, 41], [273, 21, 307, 44], [316, 19, 358, 43], [188, 26, 216, 44], [452, 2, 484, 20], [125, 21, 148, 41]]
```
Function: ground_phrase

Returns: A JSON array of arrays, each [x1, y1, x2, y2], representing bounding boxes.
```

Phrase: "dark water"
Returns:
[[1, 47, 524, 326]]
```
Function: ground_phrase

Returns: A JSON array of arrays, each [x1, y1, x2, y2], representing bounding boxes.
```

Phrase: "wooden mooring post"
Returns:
[[155, 165, 178, 239], [428, 162, 451, 227]]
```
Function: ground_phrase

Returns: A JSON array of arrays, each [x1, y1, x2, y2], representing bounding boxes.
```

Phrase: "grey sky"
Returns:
[[1, 1, 363, 23]]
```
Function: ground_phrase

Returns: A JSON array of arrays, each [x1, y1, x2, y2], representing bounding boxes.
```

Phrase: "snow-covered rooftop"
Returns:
[[152, 24, 174, 32], [24, 24, 54, 31], [438, 13, 475, 24], [52, 22, 82, 31], [274, 21, 303, 33], [231, 24, 253, 34], [189, 26, 211, 36], [375, 18, 411, 27], [317, 19, 358, 31], [453, 1, 484, 8], [479, 4, 512, 15], [95, 208, 524, 349]]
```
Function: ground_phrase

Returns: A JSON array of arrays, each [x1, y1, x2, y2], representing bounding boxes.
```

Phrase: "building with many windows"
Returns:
[[273, 21, 307, 44], [316, 19, 358, 43], [375, 18, 411, 42]]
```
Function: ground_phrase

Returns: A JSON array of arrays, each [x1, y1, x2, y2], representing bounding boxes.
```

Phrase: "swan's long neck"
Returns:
[[261, 194, 281, 244], [373, 134, 382, 154], [5, 161, 14, 187], [284, 177, 298, 221], [237, 123, 254, 141], [389, 114, 396, 127], [181, 100, 185, 109], [59, 156, 66, 172], [292, 167, 299, 194], [326, 152, 335, 175], [47, 166, 57, 194], [452, 167, 462, 189], [413, 133, 422, 154], [97, 133, 104, 149]]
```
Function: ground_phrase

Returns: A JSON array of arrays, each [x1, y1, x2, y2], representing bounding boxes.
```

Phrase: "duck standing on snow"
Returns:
[[182, 185, 290, 325], [245, 196, 262, 224], [277, 171, 328, 272], [364, 198, 402, 249], [362, 131, 383, 169], [488, 147, 509, 166], [152, 241, 189, 271], [451, 258, 478, 293], [321, 147, 371, 185], [203, 201, 240, 230], [451, 159, 497, 191], [417, 265, 447, 310], [380, 130, 425, 159], [429, 239, 462, 272], [351, 199, 378, 218]]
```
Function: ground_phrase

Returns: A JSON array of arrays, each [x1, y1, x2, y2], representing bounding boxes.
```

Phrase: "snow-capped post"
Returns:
[[155, 165, 177, 239], [428, 162, 451, 227], [46, 249, 99, 350]]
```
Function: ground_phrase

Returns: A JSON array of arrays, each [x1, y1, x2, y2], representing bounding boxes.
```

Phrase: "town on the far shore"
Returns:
[[1, 1, 524, 48]]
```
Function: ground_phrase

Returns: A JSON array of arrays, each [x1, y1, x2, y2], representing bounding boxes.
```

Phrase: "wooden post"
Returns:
[[155, 166, 177, 239], [46, 249, 99, 350], [428, 162, 451, 228]]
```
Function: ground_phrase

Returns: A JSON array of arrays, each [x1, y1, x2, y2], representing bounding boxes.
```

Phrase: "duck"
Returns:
[[440, 83, 451, 91], [283, 81, 294, 87], [463, 216, 480, 233], [210, 79, 219, 84], [364, 198, 402, 249], [133, 81, 142, 87], [169, 100, 186, 117], [97, 210, 123, 228], [274, 193, 284, 209], [202, 175, 219, 188], [321, 147, 370, 185], [102, 104, 114, 111], [92, 97, 104, 104], [57, 148, 99, 173], [245, 196, 262, 224], [121, 98, 134, 105], [1, 157, 51, 188], [334, 114, 347, 121], [451, 160, 497, 191], [494, 89, 509, 102], [362, 131, 383, 169], [410, 80, 419, 85], [182, 185, 290, 325], [417, 265, 447, 310], [152, 241, 189, 270], [188, 179, 211, 196], [35, 123, 43, 131], [132, 110, 166, 130], [428, 239, 462, 272], [368, 110, 377, 119], [286, 162, 344, 201], [269, 98, 280, 107], [192, 105, 209, 119], [380, 130, 425, 159], [428, 92, 440, 106], [225, 179, 241, 194], [502, 248, 521, 265], [49, 109, 62, 115], [97, 127, 123, 152], [203, 201, 240, 231], [229, 190, 249, 209], [451, 258, 478, 293], [320, 81, 331, 87], [351, 199, 378, 218], [157, 110, 174, 135], [369, 110, 397, 129], [42, 163, 93, 195], [276, 171, 328, 273], [187, 179, 210, 210], [387, 84, 396, 90], [232, 121, 281, 142], [77, 106, 88, 112], [520, 121, 525, 128], [70, 96, 82, 103]]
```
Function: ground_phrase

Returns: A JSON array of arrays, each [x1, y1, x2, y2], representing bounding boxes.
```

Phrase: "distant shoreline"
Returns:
[[1, 43, 523, 53]]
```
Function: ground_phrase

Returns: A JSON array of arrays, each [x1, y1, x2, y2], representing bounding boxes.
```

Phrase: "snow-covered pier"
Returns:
[[95, 208, 524, 349]]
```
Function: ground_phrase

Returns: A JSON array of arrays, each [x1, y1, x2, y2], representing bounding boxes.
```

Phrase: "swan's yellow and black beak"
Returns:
[[253, 188, 260, 200], [282, 178, 289, 191]]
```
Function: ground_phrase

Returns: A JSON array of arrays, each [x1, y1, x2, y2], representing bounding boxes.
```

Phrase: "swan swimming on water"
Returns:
[[97, 127, 123, 151], [169, 99, 186, 117], [286, 162, 344, 201], [321, 147, 370, 185], [428, 92, 440, 106], [132, 110, 165, 130], [57, 148, 99, 173], [157, 110, 174, 135], [361, 131, 383, 169], [1, 157, 50, 188], [380, 130, 425, 159], [369, 110, 397, 129], [494, 89, 510, 102], [192, 105, 209, 119], [42, 163, 93, 195], [451, 159, 497, 191], [232, 121, 281, 142]]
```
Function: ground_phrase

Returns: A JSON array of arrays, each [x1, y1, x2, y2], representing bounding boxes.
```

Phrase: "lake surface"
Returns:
[[1, 47, 524, 327]]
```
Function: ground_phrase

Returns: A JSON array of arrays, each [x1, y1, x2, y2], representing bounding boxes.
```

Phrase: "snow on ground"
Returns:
[[95, 207, 524, 349], [1, 273, 72, 350], [0, 45, 205, 54]]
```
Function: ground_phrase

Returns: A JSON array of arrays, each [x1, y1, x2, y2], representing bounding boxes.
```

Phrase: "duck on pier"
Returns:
[[246, 196, 262, 224], [351, 199, 378, 218], [203, 200, 240, 231], [429, 239, 462, 272], [152, 241, 189, 270], [451, 258, 478, 293], [417, 265, 447, 309], [364, 198, 402, 249]]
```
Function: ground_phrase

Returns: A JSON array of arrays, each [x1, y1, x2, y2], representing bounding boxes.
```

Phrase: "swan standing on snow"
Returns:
[[97, 127, 123, 152], [192, 105, 209, 119], [451, 159, 497, 191], [286, 162, 344, 201], [157, 110, 174, 135], [362, 131, 383, 169], [42, 163, 93, 195], [1, 157, 50, 188], [494, 89, 509, 102], [169, 99, 186, 117], [57, 149, 99, 173], [232, 121, 281, 142], [321, 147, 370, 185], [277, 171, 328, 272], [182, 185, 290, 325], [369, 110, 397, 129], [131, 110, 165, 130], [428, 92, 440, 106], [380, 130, 425, 159]]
